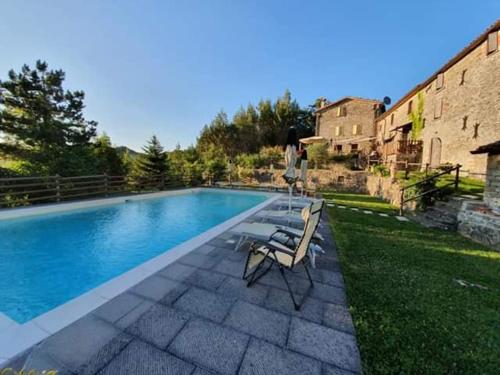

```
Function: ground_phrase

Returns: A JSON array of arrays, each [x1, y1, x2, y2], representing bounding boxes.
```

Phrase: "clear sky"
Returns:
[[0, 1, 498, 151]]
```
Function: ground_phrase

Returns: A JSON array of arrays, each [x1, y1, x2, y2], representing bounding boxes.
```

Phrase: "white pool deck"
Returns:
[[0, 188, 283, 364]]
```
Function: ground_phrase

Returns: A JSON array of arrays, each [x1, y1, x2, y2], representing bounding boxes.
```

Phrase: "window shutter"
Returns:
[[342, 106, 347, 116], [337, 107, 342, 117], [487, 31, 498, 54]]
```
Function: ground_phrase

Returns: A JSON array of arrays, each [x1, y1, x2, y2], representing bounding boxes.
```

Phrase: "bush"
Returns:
[[308, 143, 329, 168], [259, 146, 283, 166], [373, 164, 390, 177], [235, 153, 263, 169]]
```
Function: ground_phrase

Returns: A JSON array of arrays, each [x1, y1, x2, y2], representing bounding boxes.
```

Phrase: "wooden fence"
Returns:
[[0, 174, 186, 208]]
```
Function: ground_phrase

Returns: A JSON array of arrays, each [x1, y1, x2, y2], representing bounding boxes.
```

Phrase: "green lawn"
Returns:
[[324, 192, 500, 374], [396, 171, 485, 197]]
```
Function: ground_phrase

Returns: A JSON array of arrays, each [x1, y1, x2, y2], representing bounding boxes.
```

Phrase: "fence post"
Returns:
[[399, 188, 404, 216], [454, 165, 460, 191], [104, 173, 109, 196], [404, 160, 409, 179], [55, 174, 61, 203]]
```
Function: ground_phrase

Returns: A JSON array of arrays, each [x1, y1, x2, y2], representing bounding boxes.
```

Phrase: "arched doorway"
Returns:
[[429, 138, 442, 167]]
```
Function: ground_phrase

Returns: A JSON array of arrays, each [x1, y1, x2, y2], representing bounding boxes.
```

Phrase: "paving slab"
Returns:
[[395, 216, 410, 222], [185, 268, 227, 291], [224, 300, 289, 347], [323, 303, 355, 335], [288, 318, 361, 373], [174, 287, 235, 323], [212, 259, 245, 278], [114, 299, 155, 330], [169, 319, 249, 375], [264, 287, 324, 324], [126, 304, 190, 349], [324, 364, 359, 375], [320, 270, 345, 288], [37, 314, 126, 373], [239, 338, 322, 375], [159, 262, 199, 282], [99, 339, 194, 375], [216, 276, 269, 305], [378, 213, 389, 217], [310, 283, 347, 306], [92, 292, 145, 324], [179, 252, 220, 269], [130, 275, 187, 302], [193, 244, 216, 255]]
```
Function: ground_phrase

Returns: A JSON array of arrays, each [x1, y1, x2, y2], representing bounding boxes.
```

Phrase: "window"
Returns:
[[462, 115, 468, 130], [436, 73, 444, 90], [352, 124, 361, 135], [391, 113, 395, 125], [434, 98, 443, 119], [407, 100, 413, 114], [460, 69, 467, 85], [335, 126, 343, 136], [335, 144, 343, 153], [422, 118, 426, 128], [337, 176, 345, 184], [487, 31, 498, 54], [351, 144, 358, 152], [336, 106, 347, 117]]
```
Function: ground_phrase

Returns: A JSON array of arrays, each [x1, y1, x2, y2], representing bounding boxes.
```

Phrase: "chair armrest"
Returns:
[[249, 239, 296, 256]]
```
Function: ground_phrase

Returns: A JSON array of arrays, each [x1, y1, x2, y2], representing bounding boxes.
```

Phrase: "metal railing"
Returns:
[[399, 164, 461, 215], [0, 173, 184, 208]]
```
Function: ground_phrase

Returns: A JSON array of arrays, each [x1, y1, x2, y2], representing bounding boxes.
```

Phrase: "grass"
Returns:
[[324, 192, 398, 214], [323, 192, 500, 374], [396, 171, 485, 197]]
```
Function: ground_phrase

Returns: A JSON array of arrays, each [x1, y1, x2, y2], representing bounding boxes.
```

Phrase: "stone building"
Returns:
[[375, 20, 500, 177], [315, 97, 382, 155], [458, 141, 500, 250]]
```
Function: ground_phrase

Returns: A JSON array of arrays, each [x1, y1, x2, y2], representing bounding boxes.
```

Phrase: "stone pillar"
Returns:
[[484, 154, 500, 214]]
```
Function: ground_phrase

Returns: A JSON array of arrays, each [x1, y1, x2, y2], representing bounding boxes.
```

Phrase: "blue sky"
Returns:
[[0, 1, 498, 151]]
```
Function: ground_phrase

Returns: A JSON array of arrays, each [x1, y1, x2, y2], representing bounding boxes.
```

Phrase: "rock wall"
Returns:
[[458, 201, 500, 251], [253, 167, 369, 193]]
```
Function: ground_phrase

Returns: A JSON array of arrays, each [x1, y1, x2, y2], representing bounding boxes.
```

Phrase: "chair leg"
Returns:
[[245, 257, 274, 287], [302, 259, 315, 288], [278, 261, 315, 311], [277, 265, 300, 310]]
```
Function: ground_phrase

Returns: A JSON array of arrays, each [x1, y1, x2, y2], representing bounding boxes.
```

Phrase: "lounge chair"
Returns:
[[254, 199, 324, 224], [242, 202, 323, 310]]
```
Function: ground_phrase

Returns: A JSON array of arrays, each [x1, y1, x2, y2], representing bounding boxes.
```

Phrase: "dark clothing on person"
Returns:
[[300, 149, 307, 160]]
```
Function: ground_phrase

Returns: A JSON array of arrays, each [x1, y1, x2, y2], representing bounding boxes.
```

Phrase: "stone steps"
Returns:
[[410, 199, 463, 231]]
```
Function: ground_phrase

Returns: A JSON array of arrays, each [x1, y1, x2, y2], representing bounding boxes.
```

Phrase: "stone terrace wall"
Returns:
[[366, 175, 403, 206], [253, 167, 369, 193]]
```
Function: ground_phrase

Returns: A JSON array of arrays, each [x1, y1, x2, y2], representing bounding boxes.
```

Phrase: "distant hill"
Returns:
[[116, 146, 141, 159]]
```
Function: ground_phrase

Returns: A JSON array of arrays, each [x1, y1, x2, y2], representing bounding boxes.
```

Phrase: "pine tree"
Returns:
[[136, 135, 168, 177], [0, 60, 97, 175]]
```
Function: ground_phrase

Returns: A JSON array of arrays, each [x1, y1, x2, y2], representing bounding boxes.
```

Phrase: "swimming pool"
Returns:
[[0, 189, 271, 324]]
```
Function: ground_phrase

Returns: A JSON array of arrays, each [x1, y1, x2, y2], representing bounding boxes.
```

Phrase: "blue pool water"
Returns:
[[0, 190, 269, 323]]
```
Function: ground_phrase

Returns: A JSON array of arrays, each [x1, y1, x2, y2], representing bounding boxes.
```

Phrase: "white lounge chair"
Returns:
[[242, 201, 323, 310]]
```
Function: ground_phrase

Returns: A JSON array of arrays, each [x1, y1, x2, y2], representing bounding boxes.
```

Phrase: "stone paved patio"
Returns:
[[8, 202, 361, 375]]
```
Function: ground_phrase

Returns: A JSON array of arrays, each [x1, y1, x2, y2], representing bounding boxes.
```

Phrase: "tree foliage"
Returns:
[[196, 90, 314, 159], [135, 135, 168, 177], [0, 60, 97, 175]]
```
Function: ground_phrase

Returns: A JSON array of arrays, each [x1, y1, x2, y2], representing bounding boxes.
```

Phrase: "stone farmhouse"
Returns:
[[374, 20, 500, 177], [315, 96, 383, 155]]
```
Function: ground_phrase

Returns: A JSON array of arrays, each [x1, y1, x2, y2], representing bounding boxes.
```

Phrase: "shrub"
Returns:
[[259, 146, 283, 166], [308, 143, 329, 168], [373, 164, 390, 177], [235, 153, 263, 169]]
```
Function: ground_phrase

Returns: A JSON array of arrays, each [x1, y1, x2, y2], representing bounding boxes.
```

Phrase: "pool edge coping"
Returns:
[[0, 188, 283, 364]]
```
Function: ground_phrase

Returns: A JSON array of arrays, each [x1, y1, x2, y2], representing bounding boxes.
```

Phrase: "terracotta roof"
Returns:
[[376, 19, 500, 122], [315, 96, 381, 113], [470, 141, 500, 155]]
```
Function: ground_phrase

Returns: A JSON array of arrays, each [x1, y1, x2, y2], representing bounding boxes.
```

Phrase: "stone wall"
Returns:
[[316, 98, 379, 155], [458, 201, 500, 251], [366, 175, 403, 206], [376, 28, 500, 178], [253, 167, 369, 193]]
